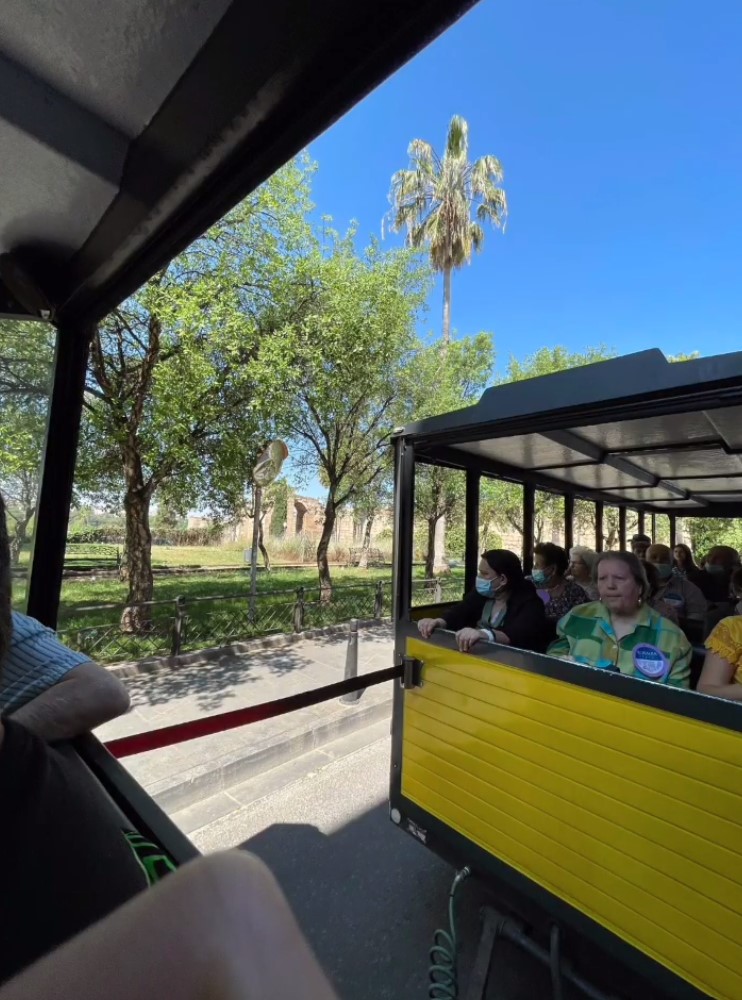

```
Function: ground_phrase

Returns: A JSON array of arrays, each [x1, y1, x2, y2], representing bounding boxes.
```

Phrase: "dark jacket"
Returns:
[[0, 720, 148, 985], [442, 581, 548, 653]]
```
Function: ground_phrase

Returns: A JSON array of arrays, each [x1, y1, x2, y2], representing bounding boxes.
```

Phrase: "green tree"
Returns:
[[76, 161, 313, 621], [389, 115, 507, 345], [399, 333, 495, 575], [257, 230, 429, 596], [484, 346, 617, 554], [0, 321, 56, 563]]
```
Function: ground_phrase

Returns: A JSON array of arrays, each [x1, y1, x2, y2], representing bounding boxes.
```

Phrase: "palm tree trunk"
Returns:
[[442, 266, 452, 345]]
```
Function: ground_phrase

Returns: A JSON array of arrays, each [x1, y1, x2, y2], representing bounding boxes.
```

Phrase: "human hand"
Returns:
[[456, 628, 485, 653], [417, 618, 443, 639]]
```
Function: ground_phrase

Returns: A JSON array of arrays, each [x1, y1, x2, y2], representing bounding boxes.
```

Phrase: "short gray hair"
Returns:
[[569, 545, 598, 573]]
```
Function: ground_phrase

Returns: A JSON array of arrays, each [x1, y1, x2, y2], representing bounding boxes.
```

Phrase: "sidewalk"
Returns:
[[96, 624, 396, 814]]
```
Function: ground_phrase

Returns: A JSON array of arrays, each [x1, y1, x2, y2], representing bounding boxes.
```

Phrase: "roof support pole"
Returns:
[[564, 494, 574, 553], [595, 501, 604, 552], [27, 321, 95, 628], [669, 514, 677, 550], [618, 507, 627, 551], [464, 470, 481, 593], [638, 510, 646, 535], [651, 513, 657, 543], [392, 440, 415, 622], [522, 485, 535, 575]]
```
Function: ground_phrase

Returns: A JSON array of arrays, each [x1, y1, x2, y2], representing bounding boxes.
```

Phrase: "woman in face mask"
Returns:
[[417, 549, 548, 654], [645, 544, 706, 625], [532, 542, 588, 627]]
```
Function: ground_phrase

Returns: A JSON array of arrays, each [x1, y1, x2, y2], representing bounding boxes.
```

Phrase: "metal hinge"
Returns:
[[401, 655, 423, 689]]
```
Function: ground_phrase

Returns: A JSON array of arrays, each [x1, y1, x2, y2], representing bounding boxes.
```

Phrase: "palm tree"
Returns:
[[389, 114, 507, 344]]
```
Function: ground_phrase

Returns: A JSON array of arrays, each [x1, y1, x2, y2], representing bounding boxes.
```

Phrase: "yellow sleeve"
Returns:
[[705, 617, 742, 668]]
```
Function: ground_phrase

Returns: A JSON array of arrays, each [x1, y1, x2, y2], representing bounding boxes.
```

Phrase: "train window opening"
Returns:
[[0, 318, 57, 613]]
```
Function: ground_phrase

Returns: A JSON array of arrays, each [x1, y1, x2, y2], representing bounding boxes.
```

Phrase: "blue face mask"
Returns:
[[655, 564, 673, 581], [476, 575, 501, 597], [706, 564, 725, 575], [532, 569, 550, 586]]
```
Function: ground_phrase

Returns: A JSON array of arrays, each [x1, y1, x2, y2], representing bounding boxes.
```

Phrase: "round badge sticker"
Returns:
[[633, 643, 670, 680]]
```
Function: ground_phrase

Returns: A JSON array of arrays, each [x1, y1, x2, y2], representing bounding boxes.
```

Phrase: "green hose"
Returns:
[[428, 867, 471, 999]]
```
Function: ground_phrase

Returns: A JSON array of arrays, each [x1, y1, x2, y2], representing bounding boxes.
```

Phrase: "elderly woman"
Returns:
[[697, 615, 742, 701], [532, 542, 588, 621], [548, 551, 691, 688], [417, 549, 547, 654], [568, 545, 599, 601]]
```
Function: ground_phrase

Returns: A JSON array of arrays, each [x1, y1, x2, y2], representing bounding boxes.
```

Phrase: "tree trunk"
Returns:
[[120, 485, 154, 633], [9, 508, 34, 565], [442, 266, 452, 345], [433, 513, 448, 574], [358, 515, 374, 570], [425, 517, 437, 579], [317, 498, 336, 601]]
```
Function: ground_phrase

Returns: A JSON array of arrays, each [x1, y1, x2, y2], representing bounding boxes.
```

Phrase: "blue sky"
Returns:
[[306, 0, 742, 374]]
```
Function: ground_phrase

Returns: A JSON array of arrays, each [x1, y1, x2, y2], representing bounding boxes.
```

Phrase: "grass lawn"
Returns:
[[11, 560, 465, 663]]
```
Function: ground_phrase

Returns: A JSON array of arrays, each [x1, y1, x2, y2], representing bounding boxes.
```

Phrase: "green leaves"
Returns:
[[389, 114, 507, 278]]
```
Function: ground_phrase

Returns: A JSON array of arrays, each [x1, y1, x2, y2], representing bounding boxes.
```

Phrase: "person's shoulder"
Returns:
[[512, 581, 546, 609], [567, 580, 588, 600], [709, 615, 742, 645], [9, 611, 47, 642], [650, 610, 691, 647]]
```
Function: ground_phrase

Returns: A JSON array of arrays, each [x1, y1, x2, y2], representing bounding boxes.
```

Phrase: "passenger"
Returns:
[[645, 544, 706, 624], [700, 544, 740, 602], [630, 533, 652, 561], [0, 491, 130, 741], [732, 568, 742, 615], [417, 549, 547, 653], [532, 542, 588, 622], [643, 562, 680, 625], [697, 615, 742, 701], [0, 494, 148, 984], [568, 545, 599, 601], [673, 543, 704, 586], [548, 552, 691, 687]]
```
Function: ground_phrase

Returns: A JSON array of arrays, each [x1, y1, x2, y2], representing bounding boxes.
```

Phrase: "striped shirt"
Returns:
[[548, 601, 691, 688], [0, 611, 90, 715]]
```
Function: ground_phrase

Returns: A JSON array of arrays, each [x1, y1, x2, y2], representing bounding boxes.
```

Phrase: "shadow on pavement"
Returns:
[[123, 624, 395, 714], [125, 645, 315, 712], [238, 804, 581, 1000]]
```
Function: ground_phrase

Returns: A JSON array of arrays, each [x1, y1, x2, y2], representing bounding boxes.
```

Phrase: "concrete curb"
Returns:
[[149, 694, 393, 814], [109, 617, 393, 678]]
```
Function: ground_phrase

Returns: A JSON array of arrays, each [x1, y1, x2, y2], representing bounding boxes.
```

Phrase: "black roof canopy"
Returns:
[[404, 350, 742, 517], [0, 0, 476, 326]]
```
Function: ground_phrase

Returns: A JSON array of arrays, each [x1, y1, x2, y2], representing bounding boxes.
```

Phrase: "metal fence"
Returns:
[[57, 575, 466, 665], [58, 580, 386, 664]]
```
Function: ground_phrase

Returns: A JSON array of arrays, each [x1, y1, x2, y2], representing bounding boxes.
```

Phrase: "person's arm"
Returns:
[[9, 661, 130, 742], [545, 608, 573, 659], [697, 650, 742, 701], [441, 590, 485, 632], [0, 852, 337, 1000], [666, 639, 691, 689]]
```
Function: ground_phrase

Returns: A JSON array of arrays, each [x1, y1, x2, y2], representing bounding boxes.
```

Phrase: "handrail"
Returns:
[[106, 663, 402, 758]]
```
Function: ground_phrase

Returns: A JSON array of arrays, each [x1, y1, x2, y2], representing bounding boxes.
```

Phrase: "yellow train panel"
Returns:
[[401, 639, 742, 1000]]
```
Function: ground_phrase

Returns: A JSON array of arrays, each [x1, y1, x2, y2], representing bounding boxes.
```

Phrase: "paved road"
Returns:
[[184, 733, 575, 1000]]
